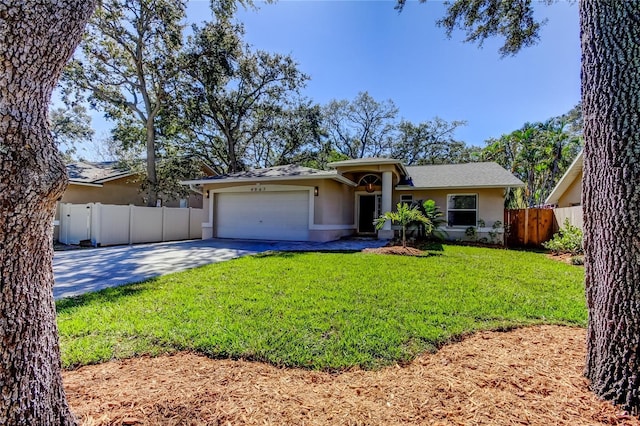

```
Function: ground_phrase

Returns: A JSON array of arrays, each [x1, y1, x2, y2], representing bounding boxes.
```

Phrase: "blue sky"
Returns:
[[84, 0, 581, 157]]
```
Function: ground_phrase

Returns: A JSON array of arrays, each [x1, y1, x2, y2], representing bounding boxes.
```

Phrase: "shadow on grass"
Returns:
[[253, 251, 299, 259], [418, 241, 445, 252], [253, 250, 367, 258], [56, 279, 155, 313]]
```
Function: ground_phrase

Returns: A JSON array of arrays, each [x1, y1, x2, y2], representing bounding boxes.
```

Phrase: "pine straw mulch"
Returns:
[[64, 325, 640, 426]]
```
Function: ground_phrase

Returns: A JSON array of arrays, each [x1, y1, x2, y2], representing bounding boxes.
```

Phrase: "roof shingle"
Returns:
[[203, 165, 337, 180], [66, 161, 132, 184], [405, 162, 524, 189]]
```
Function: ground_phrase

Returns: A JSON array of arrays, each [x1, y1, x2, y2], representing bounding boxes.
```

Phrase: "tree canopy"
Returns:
[[482, 108, 582, 208], [61, 0, 189, 205], [178, 18, 312, 173]]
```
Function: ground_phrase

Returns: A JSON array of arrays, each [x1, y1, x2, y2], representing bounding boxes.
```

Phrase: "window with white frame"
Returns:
[[447, 194, 477, 227], [400, 194, 413, 206]]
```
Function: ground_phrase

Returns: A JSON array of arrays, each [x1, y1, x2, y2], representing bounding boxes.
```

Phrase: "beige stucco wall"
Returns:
[[314, 179, 354, 225], [164, 193, 203, 209], [62, 179, 145, 206], [393, 187, 506, 243], [61, 177, 203, 209], [202, 179, 355, 227], [394, 188, 505, 227], [557, 171, 582, 207], [199, 178, 508, 243]]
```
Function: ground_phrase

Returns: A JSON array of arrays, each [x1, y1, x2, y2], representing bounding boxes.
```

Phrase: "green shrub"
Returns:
[[465, 226, 477, 241], [408, 199, 447, 241], [543, 218, 583, 255], [570, 255, 585, 266]]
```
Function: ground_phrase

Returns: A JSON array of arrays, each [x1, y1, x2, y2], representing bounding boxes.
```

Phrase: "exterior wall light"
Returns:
[[365, 182, 375, 193], [314, 186, 319, 196]]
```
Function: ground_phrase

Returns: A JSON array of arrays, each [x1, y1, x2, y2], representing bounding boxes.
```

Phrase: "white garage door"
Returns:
[[216, 191, 310, 241]]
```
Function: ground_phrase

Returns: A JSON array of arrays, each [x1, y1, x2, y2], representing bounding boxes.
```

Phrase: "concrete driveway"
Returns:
[[53, 238, 387, 300]]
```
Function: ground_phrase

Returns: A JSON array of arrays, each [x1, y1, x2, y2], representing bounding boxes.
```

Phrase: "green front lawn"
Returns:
[[57, 245, 586, 370]]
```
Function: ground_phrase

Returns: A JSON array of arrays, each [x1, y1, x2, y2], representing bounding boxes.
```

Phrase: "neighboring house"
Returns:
[[182, 158, 524, 243], [54, 161, 214, 242], [545, 151, 583, 207], [62, 161, 214, 208]]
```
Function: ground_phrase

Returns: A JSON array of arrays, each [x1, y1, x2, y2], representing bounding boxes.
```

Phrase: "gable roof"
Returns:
[[182, 162, 523, 189], [328, 157, 409, 176], [66, 161, 135, 186], [68, 159, 217, 187], [401, 162, 524, 189], [545, 150, 583, 205], [182, 164, 357, 186]]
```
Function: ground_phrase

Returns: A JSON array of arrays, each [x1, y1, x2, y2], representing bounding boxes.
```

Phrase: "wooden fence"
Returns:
[[504, 208, 555, 248], [57, 202, 203, 246]]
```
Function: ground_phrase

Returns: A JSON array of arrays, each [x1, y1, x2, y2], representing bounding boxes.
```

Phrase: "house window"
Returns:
[[400, 194, 413, 206], [179, 199, 188, 208], [447, 194, 477, 227], [358, 174, 381, 193]]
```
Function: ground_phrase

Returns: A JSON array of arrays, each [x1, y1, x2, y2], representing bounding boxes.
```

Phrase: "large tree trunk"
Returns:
[[581, 0, 640, 414], [146, 121, 158, 206], [0, 1, 97, 423]]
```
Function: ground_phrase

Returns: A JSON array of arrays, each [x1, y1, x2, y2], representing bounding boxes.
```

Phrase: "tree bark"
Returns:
[[581, 0, 640, 414], [146, 121, 158, 206], [0, 1, 97, 424]]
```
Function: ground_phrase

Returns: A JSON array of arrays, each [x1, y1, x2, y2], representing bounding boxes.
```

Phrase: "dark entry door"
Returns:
[[358, 195, 376, 233]]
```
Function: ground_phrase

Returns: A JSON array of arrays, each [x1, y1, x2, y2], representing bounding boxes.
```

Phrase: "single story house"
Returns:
[[545, 151, 583, 207], [62, 160, 214, 208], [54, 161, 214, 242], [182, 158, 524, 244]]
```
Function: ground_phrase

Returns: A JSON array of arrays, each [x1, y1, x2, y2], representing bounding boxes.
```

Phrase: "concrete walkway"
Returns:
[[53, 238, 387, 300]]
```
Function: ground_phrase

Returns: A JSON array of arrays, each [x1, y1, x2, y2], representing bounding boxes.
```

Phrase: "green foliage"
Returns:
[[49, 104, 94, 161], [375, 202, 432, 247], [396, 0, 555, 57], [392, 118, 472, 165], [482, 114, 583, 208], [323, 91, 398, 159], [61, 0, 190, 204], [487, 220, 503, 244], [542, 219, 584, 255], [409, 199, 447, 240], [300, 148, 349, 171], [57, 247, 586, 370], [179, 20, 312, 173], [464, 226, 477, 241], [571, 255, 585, 266], [322, 92, 471, 164]]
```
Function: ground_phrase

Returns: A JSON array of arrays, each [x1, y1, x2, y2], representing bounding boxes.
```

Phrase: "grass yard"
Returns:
[[57, 244, 586, 371]]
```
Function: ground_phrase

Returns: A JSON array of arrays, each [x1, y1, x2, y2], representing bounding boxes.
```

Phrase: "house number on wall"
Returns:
[[251, 187, 266, 192]]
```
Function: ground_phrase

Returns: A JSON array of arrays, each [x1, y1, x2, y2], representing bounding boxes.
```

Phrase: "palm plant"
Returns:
[[375, 202, 432, 248], [419, 199, 447, 240]]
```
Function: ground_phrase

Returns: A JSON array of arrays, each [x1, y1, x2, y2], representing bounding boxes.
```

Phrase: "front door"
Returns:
[[358, 195, 376, 233]]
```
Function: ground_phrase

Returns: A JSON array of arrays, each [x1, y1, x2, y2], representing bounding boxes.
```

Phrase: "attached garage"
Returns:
[[183, 164, 361, 242], [215, 190, 310, 241]]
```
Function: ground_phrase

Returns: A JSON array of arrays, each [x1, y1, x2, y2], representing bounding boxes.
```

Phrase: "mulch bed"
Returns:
[[362, 246, 425, 256], [546, 253, 584, 265], [64, 325, 640, 425]]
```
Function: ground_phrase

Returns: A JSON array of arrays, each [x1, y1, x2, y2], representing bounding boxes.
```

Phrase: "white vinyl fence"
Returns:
[[553, 206, 583, 231], [58, 203, 203, 246]]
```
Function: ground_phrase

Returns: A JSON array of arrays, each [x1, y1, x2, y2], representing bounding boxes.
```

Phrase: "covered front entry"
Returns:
[[216, 191, 310, 241], [358, 194, 380, 234]]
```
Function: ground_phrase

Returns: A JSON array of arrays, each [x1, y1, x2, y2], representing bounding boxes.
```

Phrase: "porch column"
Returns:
[[379, 171, 394, 239], [202, 189, 214, 239]]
